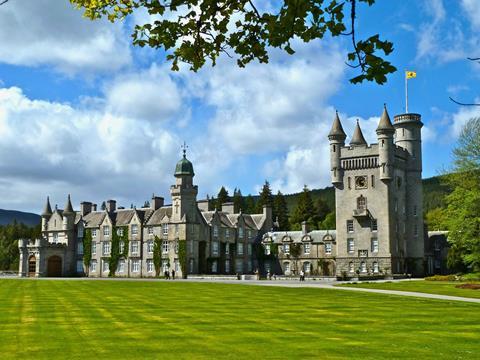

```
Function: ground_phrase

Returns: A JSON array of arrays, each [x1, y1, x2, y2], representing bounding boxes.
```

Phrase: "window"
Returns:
[[103, 225, 110, 237], [102, 241, 111, 256], [284, 262, 291, 274], [189, 259, 194, 273], [348, 177, 351, 189], [147, 240, 154, 254], [131, 241, 139, 255], [148, 227, 154, 236], [225, 228, 230, 239], [174, 259, 179, 272], [347, 238, 354, 253], [212, 241, 219, 256], [77, 242, 83, 255], [373, 262, 379, 273], [237, 243, 244, 256], [248, 230, 252, 239], [325, 243, 332, 255], [92, 229, 97, 238], [265, 244, 271, 255], [103, 261, 109, 273], [371, 219, 378, 232], [76, 260, 83, 273], [119, 241, 125, 254], [225, 259, 230, 273], [247, 244, 252, 256], [175, 224, 179, 236], [371, 175, 375, 188], [414, 223, 419, 237], [118, 259, 125, 273], [162, 260, 169, 273], [132, 260, 140, 273], [357, 196, 366, 210], [225, 244, 230, 256], [265, 262, 271, 273], [91, 241, 97, 255], [413, 206, 417, 217], [174, 241, 179, 254], [162, 223, 168, 236], [394, 199, 398, 212], [213, 225, 218, 238], [303, 262, 311, 273], [371, 238, 379, 253], [90, 260, 97, 272], [78, 227, 84, 238], [248, 260, 252, 272], [147, 259, 154, 273], [162, 240, 169, 254], [117, 228, 124, 236], [349, 262, 354, 273], [304, 243, 311, 254], [131, 224, 138, 236], [235, 260, 243, 273], [360, 261, 366, 273], [283, 243, 290, 254], [53, 233, 59, 244], [238, 227, 244, 239], [347, 220, 354, 233], [212, 260, 218, 273]]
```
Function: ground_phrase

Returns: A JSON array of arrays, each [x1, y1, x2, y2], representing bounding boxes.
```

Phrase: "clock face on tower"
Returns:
[[355, 176, 367, 189]]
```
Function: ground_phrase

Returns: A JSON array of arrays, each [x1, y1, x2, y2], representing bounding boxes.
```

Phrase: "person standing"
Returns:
[[172, 269, 176, 280]]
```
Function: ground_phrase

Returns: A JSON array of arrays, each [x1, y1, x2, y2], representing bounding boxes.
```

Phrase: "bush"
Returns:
[[460, 272, 480, 282], [425, 275, 458, 281]]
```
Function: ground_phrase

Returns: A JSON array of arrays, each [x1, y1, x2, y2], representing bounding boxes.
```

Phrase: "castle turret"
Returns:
[[328, 111, 347, 186], [376, 105, 395, 180], [350, 120, 367, 146], [62, 194, 75, 230], [41, 196, 53, 231], [170, 146, 198, 222]]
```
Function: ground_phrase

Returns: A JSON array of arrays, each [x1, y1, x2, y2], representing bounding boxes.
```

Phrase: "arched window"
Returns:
[[373, 262, 379, 273], [303, 262, 311, 274], [357, 196, 366, 210], [360, 261, 367, 273], [349, 262, 354, 273]]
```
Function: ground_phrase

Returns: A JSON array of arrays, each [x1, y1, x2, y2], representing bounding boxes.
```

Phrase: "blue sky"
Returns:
[[0, 0, 479, 213]]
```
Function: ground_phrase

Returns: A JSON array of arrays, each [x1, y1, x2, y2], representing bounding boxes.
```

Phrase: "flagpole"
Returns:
[[405, 72, 408, 113]]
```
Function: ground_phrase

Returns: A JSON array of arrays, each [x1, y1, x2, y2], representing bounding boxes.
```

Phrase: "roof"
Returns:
[[328, 111, 347, 140], [263, 230, 336, 243], [146, 207, 172, 226], [376, 105, 395, 133], [63, 195, 74, 214], [41, 196, 52, 217], [83, 212, 106, 228], [109, 209, 135, 226], [350, 120, 367, 146], [175, 154, 194, 176]]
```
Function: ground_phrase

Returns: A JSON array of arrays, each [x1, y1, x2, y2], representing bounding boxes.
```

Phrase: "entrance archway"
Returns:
[[47, 256, 62, 277], [28, 255, 36, 277]]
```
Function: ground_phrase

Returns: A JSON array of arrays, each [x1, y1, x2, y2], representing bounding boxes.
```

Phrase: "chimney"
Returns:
[[302, 221, 309, 235], [106, 200, 116, 213], [80, 202, 92, 216], [221, 202, 235, 214], [92, 203, 97, 212], [197, 199, 209, 212], [263, 204, 273, 231], [151, 196, 164, 210]]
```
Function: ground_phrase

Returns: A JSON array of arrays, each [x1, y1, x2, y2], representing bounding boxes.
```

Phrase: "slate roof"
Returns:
[[328, 111, 347, 139], [350, 120, 368, 146], [145, 207, 172, 226], [263, 230, 336, 243], [376, 105, 395, 133], [82, 212, 106, 228]]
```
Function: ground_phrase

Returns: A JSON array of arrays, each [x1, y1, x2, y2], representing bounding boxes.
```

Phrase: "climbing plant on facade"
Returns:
[[82, 228, 92, 275]]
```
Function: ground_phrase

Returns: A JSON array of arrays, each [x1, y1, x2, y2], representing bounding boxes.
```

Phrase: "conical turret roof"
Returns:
[[63, 194, 74, 214], [328, 111, 347, 140], [350, 120, 367, 146], [41, 196, 53, 217], [376, 105, 395, 133]]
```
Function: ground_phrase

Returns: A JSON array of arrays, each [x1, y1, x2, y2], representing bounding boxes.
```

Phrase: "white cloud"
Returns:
[[0, 0, 131, 75], [461, 0, 480, 29], [450, 99, 480, 137]]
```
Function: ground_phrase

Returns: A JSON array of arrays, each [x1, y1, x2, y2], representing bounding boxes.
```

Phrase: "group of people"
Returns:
[[164, 269, 176, 280]]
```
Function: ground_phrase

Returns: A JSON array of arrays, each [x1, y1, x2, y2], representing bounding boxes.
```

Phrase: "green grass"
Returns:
[[340, 280, 480, 299], [0, 279, 479, 359]]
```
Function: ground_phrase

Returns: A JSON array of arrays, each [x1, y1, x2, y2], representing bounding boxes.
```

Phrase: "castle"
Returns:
[[19, 106, 426, 278]]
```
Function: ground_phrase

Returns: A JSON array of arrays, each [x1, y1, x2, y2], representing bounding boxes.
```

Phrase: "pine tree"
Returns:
[[101, 201, 106, 211], [273, 191, 289, 230], [232, 188, 245, 213], [255, 180, 274, 214], [315, 197, 331, 226], [290, 185, 316, 229], [244, 195, 256, 214], [216, 186, 229, 211], [143, 200, 150, 208]]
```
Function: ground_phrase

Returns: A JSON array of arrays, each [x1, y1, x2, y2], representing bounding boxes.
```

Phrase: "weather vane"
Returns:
[[181, 141, 188, 157]]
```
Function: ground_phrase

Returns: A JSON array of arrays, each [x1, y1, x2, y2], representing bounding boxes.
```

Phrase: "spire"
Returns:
[[376, 104, 395, 134], [63, 194, 74, 214], [181, 141, 188, 158], [350, 120, 367, 146], [41, 196, 53, 217], [328, 111, 347, 140]]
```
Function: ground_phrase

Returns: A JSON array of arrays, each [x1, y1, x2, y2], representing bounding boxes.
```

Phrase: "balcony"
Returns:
[[353, 207, 369, 218]]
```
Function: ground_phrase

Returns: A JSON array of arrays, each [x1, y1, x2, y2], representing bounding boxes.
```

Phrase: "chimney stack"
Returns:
[[221, 202, 235, 214], [106, 200, 116, 213], [151, 195, 164, 210], [80, 202, 92, 216]]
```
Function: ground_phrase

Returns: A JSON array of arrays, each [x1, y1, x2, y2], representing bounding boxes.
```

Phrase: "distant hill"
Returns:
[[0, 210, 41, 227]]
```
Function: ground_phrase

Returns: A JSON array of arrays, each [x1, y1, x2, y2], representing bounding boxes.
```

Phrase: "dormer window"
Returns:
[[131, 224, 138, 236], [117, 228, 124, 236], [103, 226, 110, 237], [92, 229, 97, 238], [213, 225, 218, 238], [162, 223, 168, 236]]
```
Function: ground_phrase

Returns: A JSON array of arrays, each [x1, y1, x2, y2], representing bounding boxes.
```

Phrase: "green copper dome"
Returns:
[[175, 154, 194, 176]]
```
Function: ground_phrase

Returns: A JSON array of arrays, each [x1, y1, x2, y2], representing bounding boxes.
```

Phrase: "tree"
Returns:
[[314, 197, 331, 226], [101, 201, 106, 211], [232, 188, 245, 213], [255, 180, 274, 214], [319, 211, 336, 230], [290, 185, 316, 229], [443, 118, 480, 272], [70, 0, 396, 84], [425, 208, 447, 232], [216, 186, 230, 210], [289, 243, 302, 275], [244, 195, 256, 214], [273, 191, 289, 231]]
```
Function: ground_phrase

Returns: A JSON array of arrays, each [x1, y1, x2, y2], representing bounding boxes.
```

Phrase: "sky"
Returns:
[[0, 0, 479, 213]]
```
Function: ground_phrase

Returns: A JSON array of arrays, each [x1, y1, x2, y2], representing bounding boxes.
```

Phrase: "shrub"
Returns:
[[425, 275, 458, 281], [460, 272, 480, 282]]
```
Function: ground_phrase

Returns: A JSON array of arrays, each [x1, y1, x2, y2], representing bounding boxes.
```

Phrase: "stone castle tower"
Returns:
[[329, 106, 424, 276]]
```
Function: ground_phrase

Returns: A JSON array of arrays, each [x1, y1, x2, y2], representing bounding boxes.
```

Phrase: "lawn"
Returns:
[[340, 280, 480, 299], [0, 279, 479, 359]]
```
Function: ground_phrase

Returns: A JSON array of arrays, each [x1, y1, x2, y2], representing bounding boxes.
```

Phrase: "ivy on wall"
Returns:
[[178, 240, 187, 279], [153, 235, 162, 277], [109, 226, 128, 277], [83, 229, 92, 274]]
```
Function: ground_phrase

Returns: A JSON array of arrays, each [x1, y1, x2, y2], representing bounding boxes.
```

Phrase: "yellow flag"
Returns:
[[406, 70, 417, 79]]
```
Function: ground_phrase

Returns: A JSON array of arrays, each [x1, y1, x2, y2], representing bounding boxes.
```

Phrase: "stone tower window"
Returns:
[[357, 196, 366, 210], [371, 175, 375, 188], [347, 177, 351, 189], [333, 144, 336, 152], [413, 205, 417, 217], [346, 220, 354, 233], [371, 219, 378, 232]]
